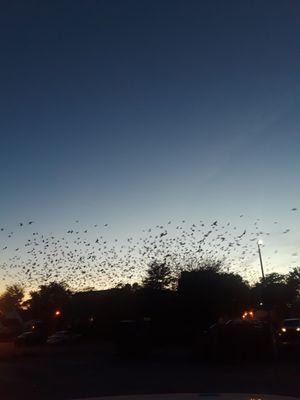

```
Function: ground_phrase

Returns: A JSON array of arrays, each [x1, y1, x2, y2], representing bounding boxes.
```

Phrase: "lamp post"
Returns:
[[257, 239, 265, 282], [257, 240, 274, 351]]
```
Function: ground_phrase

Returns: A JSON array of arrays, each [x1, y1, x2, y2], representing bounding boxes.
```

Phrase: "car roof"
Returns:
[[283, 318, 300, 322]]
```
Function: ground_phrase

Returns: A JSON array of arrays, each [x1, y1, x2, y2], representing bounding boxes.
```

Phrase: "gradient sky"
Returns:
[[0, 0, 299, 286]]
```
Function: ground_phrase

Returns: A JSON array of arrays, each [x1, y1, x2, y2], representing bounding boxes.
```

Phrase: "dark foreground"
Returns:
[[0, 342, 299, 400]]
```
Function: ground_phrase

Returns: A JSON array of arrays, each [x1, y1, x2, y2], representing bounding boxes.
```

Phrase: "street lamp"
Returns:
[[54, 309, 61, 317], [257, 239, 265, 281]]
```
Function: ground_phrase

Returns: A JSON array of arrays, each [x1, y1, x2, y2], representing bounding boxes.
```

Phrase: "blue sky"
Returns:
[[0, 1, 299, 288]]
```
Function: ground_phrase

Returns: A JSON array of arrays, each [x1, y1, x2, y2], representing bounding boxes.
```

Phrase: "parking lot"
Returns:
[[0, 342, 299, 400]]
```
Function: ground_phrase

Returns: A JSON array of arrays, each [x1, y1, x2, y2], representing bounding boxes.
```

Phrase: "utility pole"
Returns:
[[257, 240, 265, 281]]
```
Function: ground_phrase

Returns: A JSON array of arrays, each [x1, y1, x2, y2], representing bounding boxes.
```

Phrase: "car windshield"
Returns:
[[1, 1, 300, 399], [283, 320, 300, 328]]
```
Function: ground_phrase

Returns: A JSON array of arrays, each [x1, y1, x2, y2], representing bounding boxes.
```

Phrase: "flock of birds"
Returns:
[[0, 208, 298, 292]]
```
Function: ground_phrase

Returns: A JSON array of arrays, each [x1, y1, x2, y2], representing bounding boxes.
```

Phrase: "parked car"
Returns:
[[15, 330, 46, 347], [115, 318, 152, 358], [277, 318, 300, 346], [205, 318, 274, 361], [47, 330, 82, 345]]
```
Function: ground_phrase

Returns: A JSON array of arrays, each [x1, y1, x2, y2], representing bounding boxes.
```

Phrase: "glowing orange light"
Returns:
[[54, 310, 61, 317], [242, 310, 254, 319]]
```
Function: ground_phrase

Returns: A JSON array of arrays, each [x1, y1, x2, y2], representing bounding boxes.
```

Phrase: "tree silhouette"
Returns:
[[24, 282, 71, 321], [142, 262, 173, 290], [262, 272, 286, 285], [287, 267, 300, 292], [184, 258, 223, 273], [178, 265, 250, 329], [0, 284, 24, 313], [252, 272, 296, 310]]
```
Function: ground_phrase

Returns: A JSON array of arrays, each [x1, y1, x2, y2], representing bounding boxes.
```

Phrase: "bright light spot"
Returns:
[[242, 310, 254, 319], [296, 327, 300, 332], [281, 327, 286, 332], [54, 310, 61, 317]]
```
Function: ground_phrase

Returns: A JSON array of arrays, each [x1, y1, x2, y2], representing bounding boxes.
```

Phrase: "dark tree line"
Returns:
[[1, 261, 300, 339]]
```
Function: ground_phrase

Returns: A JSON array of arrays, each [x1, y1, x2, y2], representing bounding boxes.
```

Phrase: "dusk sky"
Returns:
[[0, 1, 299, 288]]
